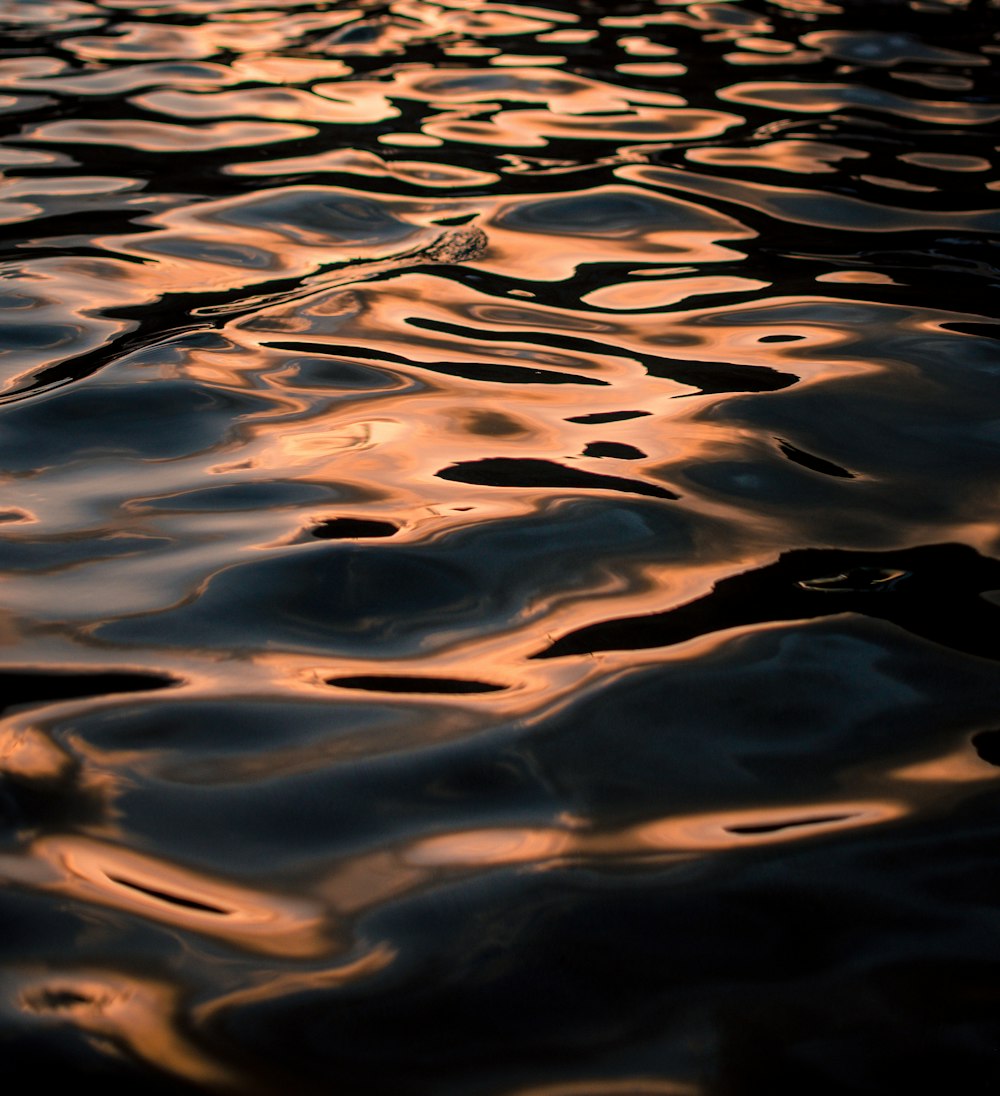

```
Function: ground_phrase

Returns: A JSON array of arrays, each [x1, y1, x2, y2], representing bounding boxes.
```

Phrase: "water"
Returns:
[[0, 0, 999, 1091]]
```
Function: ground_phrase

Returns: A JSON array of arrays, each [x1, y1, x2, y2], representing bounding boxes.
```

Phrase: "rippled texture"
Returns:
[[1, 0, 1000, 1092]]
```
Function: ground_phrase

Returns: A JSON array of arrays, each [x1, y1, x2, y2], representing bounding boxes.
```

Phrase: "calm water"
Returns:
[[1, 0, 999, 1091]]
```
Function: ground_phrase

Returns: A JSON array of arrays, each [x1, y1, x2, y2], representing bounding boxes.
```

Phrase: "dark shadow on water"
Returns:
[[536, 544, 1000, 660]]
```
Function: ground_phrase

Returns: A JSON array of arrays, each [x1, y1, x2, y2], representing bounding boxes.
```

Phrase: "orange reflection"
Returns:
[[407, 826, 572, 866], [65, 23, 223, 62], [2, 836, 330, 957], [0, 173, 139, 230], [133, 85, 397, 124], [718, 81, 1000, 125], [227, 147, 500, 187], [0, 725, 73, 781], [16, 968, 242, 1089], [617, 164, 1000, 235], [619, 800, 906, 853], [0, 256, 154, 395], [470, 184, 753, 277], [816, 271, 898, 285], [2, 19, 998, 1095], [351, 63, 687, 111], [510, 1080, 699, 1096], [582, 275, 769, 310], [24, 118, 314, 151], [898, 152, 991, 173], [615, 63, 687, 77], [0, 57, 235, 93], [686, 139, 867, 175], [399, 798, 906, 873], [890, 743, 1000, 786], [422, 106, 738, 149], [193, 942, 397, 1021]]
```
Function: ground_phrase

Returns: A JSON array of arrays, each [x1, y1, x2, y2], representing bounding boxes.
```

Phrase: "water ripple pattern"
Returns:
[[1, 0, 999, 1092]]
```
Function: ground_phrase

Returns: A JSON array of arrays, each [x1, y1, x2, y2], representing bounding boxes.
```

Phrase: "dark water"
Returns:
[[1, 0, 1000, 1091]]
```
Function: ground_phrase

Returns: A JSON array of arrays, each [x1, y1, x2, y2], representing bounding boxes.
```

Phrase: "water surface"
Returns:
[[1, 0, 1000, 1091]]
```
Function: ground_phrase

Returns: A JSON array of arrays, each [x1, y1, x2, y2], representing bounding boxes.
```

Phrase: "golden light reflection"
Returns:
[[133, 85, 398, 125], [1, 1, 998, 1088], [616, 164, 1000, 235], [401, 799, 906, 871], [0, 725, 74, 781], [898, 152, 991, 173], [407, 826, 573, 867], [24, 118, 315, 151], [0, 257, 155, 394], [15, 968, 242, 1089], [816, 271, 898, 285], [620, 800, 906, 853], [509, 1080, 700, 1096], [719, 81, 1000, 125], [582, 275, 769, 310], [890, 744, 1000, 785], [192, 941, 397, 1021], [1, 836, 330, 958], [686, 139, 868, 175], [614, 63, 687, 77], [227, 147, 500, 187]]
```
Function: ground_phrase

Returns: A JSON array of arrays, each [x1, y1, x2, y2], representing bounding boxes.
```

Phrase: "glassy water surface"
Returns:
[[1, 0, 999, 1090]]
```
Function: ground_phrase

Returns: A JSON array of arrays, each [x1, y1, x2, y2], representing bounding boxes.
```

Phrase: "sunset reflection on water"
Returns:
[[1, 0, 999, 1091]]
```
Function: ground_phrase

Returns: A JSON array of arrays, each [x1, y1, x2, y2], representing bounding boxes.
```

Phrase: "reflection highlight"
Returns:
[[1, 0, 999, 1091]]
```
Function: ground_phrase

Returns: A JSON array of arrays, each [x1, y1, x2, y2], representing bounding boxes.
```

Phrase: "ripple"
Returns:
[[2, 0, 1000, 1089], [800, 30, 988, 68], [0, 835, 330, 955], [438, 456, 678, 500], [719, 81, 1000, 126], [135, 85, 398, 125], [23, 118, 314, 150], [536, 544, 1000, 659], [618, 164, 1000, 234], [227, 147, 501, 187]]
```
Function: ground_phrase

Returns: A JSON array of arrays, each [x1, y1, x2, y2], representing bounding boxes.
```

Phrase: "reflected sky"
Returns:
[[1, 0, 999, 1091]]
